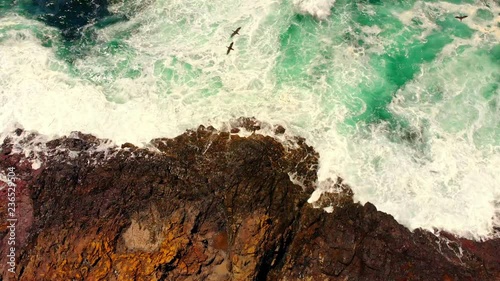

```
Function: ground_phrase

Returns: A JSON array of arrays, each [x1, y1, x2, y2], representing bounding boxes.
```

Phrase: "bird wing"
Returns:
[[230, 27, 241, 37]]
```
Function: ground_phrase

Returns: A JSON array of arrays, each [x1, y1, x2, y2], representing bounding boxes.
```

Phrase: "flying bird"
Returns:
[[230, 27, 241, 38], [226, 42, 234, 55], [455, 15, 468, 21]]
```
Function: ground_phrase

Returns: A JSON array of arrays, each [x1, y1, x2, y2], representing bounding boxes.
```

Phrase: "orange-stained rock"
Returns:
[[0, 120, 499, 281]]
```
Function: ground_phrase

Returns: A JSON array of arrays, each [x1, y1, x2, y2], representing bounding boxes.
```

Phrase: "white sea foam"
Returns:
[[1, 0, 499, 240], [0, 172, 8, 188], [395, 1, 500, 42], [292, 0, 336, 20]]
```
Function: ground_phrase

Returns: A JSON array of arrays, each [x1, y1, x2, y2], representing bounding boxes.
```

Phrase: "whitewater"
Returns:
[[0, 0, 499, 240]]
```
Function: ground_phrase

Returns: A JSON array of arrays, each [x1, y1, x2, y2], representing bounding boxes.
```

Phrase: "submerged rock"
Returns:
[[0, 120, 499, 280], [32, 0, 110, 38]]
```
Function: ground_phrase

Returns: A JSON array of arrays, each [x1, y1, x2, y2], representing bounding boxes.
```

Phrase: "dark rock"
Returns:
[[274, 125, 286, 135], [231, 117, 262, 132], [14, 129, 23, 136], [32, 0, 110, 39], [121, 142, 137, 149], [0, 124, 499, 280]]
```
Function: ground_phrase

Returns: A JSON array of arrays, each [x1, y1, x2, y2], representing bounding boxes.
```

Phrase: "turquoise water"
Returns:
[[0, 0, 499, 239]]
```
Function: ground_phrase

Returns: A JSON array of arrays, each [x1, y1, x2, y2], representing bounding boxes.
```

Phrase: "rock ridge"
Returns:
[[0, 119, 498, 280]]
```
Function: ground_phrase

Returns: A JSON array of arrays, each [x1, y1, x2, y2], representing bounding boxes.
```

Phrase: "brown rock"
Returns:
[[274, 125, 286, 135], [121, 142, 137, 149], [230, 117, 262, 132], [0, 123, 499, 281]]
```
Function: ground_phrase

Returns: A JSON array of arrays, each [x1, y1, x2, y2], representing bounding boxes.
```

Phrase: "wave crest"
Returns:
[[292, 0, 336, 20]]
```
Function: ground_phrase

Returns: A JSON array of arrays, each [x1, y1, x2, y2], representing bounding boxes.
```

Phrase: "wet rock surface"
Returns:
[[0, 122, 499, 281]]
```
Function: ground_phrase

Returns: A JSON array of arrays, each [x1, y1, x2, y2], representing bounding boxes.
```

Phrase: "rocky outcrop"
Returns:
[[0, 120, 499, 280]]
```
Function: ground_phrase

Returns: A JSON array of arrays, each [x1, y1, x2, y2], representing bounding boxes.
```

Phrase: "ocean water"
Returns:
[[0, 0, 499, 240]]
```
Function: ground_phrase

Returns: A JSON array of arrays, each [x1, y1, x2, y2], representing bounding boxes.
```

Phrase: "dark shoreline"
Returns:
[[0, 119, 499, 280]]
